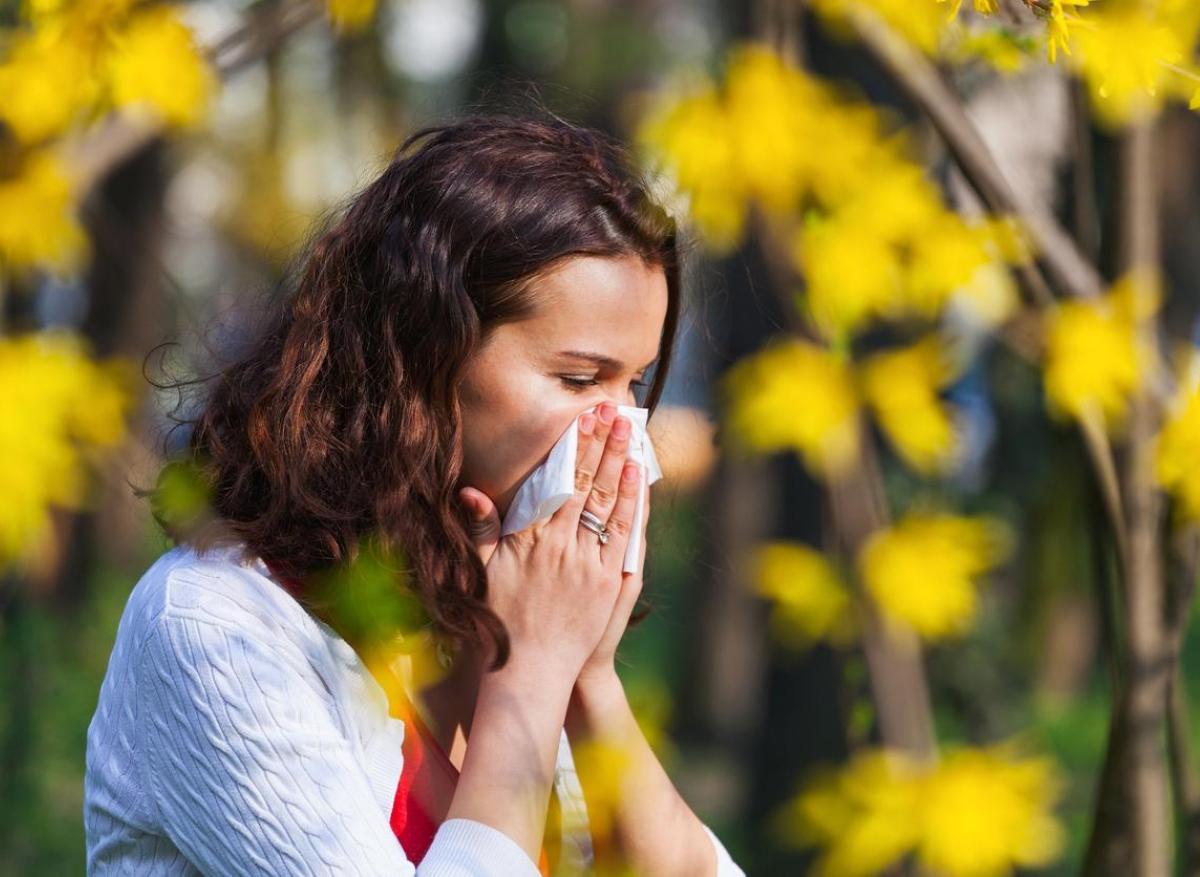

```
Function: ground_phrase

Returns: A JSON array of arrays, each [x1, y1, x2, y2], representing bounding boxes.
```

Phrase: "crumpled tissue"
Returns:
[[500, 404, 662, 573]]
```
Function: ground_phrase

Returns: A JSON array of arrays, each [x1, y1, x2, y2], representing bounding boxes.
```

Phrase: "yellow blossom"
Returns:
[[0, 149, 87, 272], [0, 332, 136, 571], [1154, 378, 1200, 522], [812, 0, 944, 54], [794, 214, 904, 339], [107, 5, 215, 128], [327, 0, 377, 33], [724, 44, 822, 216], [718, 337, 861, 478], [635, 81, 747, 254], [1045, 0, 1091, 64], [781, 743, 1064, 877], [859, 336, 963, 475], [915, 743, 1065, 877], [0, 25, 99, 144], [774, 749, 924, 877], [1042, 273, 1158, 429], [1066, 1, 1196, 127], [752, 542, 857, 647], [858, 512, 1011, 641]]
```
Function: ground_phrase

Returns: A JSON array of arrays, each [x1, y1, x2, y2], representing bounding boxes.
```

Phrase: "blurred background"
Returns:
[[5, 0, 1200, 874]]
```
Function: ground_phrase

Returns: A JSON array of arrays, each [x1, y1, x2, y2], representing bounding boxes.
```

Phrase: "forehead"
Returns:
[[519, 255, 668, 361]]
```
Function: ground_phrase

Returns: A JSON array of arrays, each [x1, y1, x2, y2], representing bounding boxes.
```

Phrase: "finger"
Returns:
[[553, 402, 616, 525], [458, 487, 501, 565], [579, 413, 632, 529], [599, 459, 641, 566]]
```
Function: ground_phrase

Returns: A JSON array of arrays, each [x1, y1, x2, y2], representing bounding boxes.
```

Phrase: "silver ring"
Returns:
[[579, 509, 610, 545]]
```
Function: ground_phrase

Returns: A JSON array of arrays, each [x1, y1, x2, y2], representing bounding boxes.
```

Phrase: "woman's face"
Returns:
[[458, 254, 669, 519]]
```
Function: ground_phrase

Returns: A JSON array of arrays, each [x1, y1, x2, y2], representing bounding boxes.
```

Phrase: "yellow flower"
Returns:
[[0, 25, 99, 144], [915, 743, 1065, 877], [107, 5, 215, 128], [782, 743, 1065, 877], [635, 81, 747, 254], [0, 332, 136, 571], [753, 542, 857, 647], [326, 0, 377, 32], [1154, 377, 1200, 522], [859, 336, 963, 475], [1062, 0, 1200, 126], [1045, 0, 1091, 64], [812, 0, 944, 54], [774, 748, 924, 877], [0, 149, 87, 272], [718, 338, 861, 478], [858, 512, 1012, 641], [571, 736, 635, 843], [794, 214, 904, 339], [1042, 273, 1158, 429]]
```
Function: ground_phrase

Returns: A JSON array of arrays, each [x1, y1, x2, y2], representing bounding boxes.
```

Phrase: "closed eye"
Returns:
[[560, 376, 650, 391]]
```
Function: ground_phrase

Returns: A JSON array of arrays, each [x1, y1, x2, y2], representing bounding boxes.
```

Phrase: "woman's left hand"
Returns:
[[574, 473, 650, 691]]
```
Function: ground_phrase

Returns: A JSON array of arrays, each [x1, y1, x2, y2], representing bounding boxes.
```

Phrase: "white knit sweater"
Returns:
[[84, 541, 745, 876]]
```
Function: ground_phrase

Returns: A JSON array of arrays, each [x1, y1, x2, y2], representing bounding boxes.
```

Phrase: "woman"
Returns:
[[84, 112, 745, 876]]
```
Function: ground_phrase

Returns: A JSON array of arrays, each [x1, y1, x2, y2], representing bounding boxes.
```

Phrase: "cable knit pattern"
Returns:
[[84, 542, 745, 876]]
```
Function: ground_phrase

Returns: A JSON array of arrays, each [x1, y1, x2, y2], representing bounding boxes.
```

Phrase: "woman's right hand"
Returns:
[[457, 402, 643, 678]]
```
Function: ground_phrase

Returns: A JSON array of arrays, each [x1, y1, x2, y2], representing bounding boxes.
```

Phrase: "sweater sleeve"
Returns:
[[135, 612, 541, 877], [701, 823, 746, 877]]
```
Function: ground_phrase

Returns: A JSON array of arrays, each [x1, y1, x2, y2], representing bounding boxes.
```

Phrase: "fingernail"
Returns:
[[580, 414, 595, 435], [623, 462, 640, 482], [613, 418, 630, 438], [598, 404, 615, 424]]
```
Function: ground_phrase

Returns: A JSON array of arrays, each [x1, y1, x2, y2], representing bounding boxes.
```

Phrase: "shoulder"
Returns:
[[121, 540, 319, 649]]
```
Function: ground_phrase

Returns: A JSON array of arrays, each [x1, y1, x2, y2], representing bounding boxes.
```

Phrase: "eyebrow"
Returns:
[[555, 350, 660, 374]]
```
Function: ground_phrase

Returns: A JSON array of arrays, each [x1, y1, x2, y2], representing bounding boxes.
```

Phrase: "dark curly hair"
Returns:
[[140, 110, 687, 672]]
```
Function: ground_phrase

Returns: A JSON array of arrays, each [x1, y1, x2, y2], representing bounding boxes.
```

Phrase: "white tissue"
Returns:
[[500, 404, 663, 573]]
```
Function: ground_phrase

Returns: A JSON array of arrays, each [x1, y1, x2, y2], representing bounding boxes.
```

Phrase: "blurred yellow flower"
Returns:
[[753, 542, 857, 648], [0, 25, 98, 144], [795, 213, 904, 339], [780, 742, 1064, 877], [718, 337, 861, 478], [724, 44, 822, 217], [0, 149, 87, 271], [1066, 1, 1198, 127], [859, 336, 963, 475], [635, 82, 746, 254], [774, 748, 923, 877], [1045, 0, 1091, 64], [858, 512, 1011, 641], [107, 5, 214, 128], [327, 0, 377, 33], [812, 0, 944, 54], [1154, 378, 1200, 522], [0, 332, 136, 571], [571, 736, 634, 844], [1042, 273, 1159, 429], [916, 743, 1066, 877]]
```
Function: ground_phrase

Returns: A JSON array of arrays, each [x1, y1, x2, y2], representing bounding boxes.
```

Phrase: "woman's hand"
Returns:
[[456, 401, 643, 679], [575, 449, 649, 690]]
